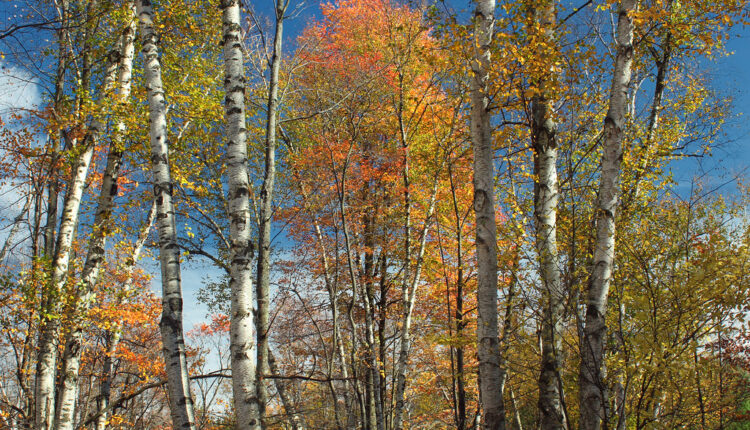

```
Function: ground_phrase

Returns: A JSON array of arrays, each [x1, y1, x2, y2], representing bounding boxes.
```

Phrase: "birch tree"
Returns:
[[136, 0, 196, 428], [220, 0, 260, 428], [54, 5, 137, 428], [470, 0, 506, 427], [579, 1, 637, 429], [528, 1, 565, 428], [34, 110, 96, 430], [35, 3, 98, 425], [32, 0, 69, 426]]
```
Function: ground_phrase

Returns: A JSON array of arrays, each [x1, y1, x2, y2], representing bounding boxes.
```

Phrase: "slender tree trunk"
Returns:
[[529, 2, 565, 428], [449, 162, 468, 430], [267, 348, 306, 430], [55, 10, 136, 425], [363, 263, 384, 430], [470, 0, 505, 427], [42, 0, 70, 261], [393, 175, 441, 430], [34, 2, 69, 427], [136, 1, 196, 428], [629, 24, 671, 203], [359, 207, 385, 430], [613, 302, 628, 430], [510, 387, 523, 430], [336, 146, 380, 430], [219, 1, 259, 428], [54, 69, 117, 430], [392, 87, 413, 430], [35, 125, 95, 430], [378, 255, 389, 429], [256, 1, 287, 423], [301, 180, 350, 427], [578, 2, 637, 429], [35, 40, 96, 430]]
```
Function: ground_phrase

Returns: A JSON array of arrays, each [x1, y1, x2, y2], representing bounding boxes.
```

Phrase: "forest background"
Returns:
[[1, 0, 750, 429]]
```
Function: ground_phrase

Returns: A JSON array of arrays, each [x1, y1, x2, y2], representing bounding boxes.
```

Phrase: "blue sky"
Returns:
[[2, 0, 750, 331]]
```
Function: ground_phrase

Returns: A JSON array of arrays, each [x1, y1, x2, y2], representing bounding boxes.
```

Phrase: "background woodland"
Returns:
[[0, 0, 749, 429]]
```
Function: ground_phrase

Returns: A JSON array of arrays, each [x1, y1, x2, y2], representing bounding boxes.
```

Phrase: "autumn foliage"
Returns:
[[0, 0, 749, 429]]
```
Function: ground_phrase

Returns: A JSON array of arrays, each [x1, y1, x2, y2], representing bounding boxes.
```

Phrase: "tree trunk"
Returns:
[[578, 2, 637, 429], [393, 175, 441, 430], [35, 125, 95, 430], [449, 162, 467, 430], [220, 1, 260, 429], [136, 1, 196, 428], [336, 145, 382, 430], [629, 7, 671, 204], [35, 34, 96, 430], [256, 1, 287, 423], [55, 9, 136, 426], [470, 0, 505, 427], [268, 348, 306, 430], [529, 1, 565, 428], [42, 0, 70, 261], [34, 1, 69, 427], [303, 180, 349, 428]]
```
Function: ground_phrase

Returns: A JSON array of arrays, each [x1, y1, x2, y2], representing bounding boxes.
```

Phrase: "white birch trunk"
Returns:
[[579, 2, 637, 429], [470, 0, 505, 427], [55, 9, 137, 427], [136, 1, 196, 428], [530, 2, 565, 428], [220, 1, 260, 428], [34, 1, 69, 426], [35, 78, 97, 430], [35, 132, 95, 430], [42, 0, 70, 261]]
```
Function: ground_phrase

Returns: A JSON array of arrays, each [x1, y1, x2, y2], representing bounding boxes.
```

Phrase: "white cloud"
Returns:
[[0, 60, 41, 261], [0, 60, 41, 112]]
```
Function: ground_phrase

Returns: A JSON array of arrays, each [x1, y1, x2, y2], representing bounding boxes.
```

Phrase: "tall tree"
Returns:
[[528, 0, 565, 428], [136, 0, 197, 428], [256, 0, 289, 423], [579, 1, 637, 429], [220, 0, 260, 428], [55, 5, 137, 427], [34, 2, 98, 426], [470, 0, 506, 427]]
